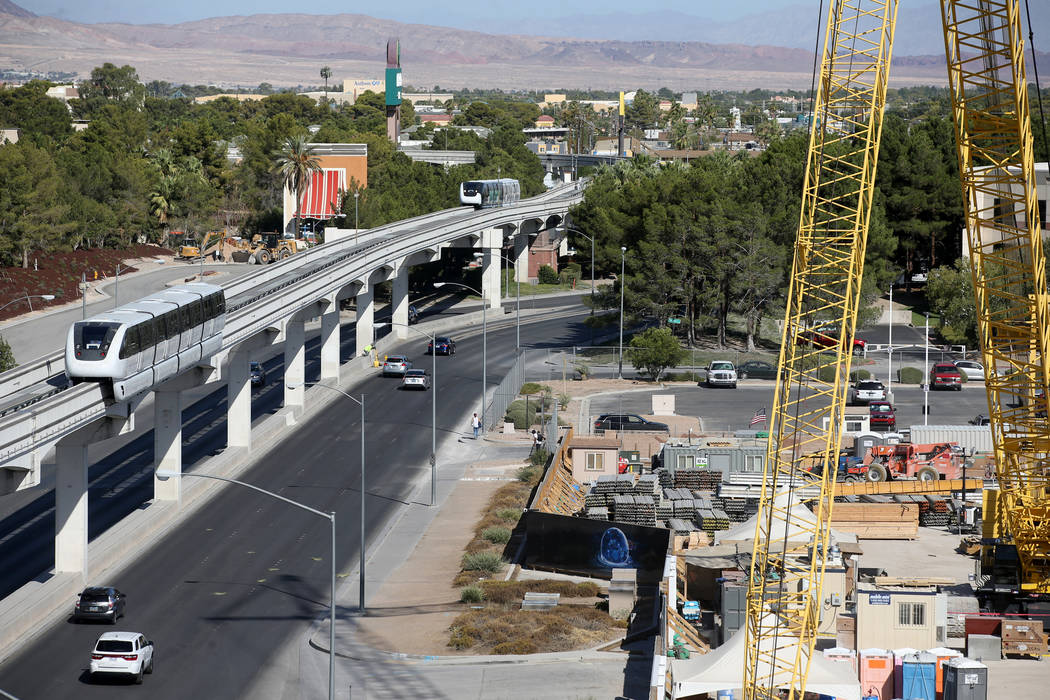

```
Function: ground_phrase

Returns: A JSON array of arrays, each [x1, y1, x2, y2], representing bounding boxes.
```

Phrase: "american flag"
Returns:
[[750, 407, 767, 426]]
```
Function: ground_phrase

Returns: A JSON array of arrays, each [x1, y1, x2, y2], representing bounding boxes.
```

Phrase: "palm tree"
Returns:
[[275, 134, 321, 239], [320, 66, 332, 102]]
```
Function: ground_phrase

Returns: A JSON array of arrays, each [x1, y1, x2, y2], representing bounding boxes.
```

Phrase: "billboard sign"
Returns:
[[385, 68, 402, 106]]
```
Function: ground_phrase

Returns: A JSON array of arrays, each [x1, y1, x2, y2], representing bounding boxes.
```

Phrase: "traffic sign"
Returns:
[[668, 318, 682, 324]]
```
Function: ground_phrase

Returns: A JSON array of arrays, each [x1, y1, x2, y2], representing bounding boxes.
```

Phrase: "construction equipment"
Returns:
[[742, 0, 1049, 697], [247, 232, 301, 265], [863, 442, 966, 482], [176, 231, 225, 261]]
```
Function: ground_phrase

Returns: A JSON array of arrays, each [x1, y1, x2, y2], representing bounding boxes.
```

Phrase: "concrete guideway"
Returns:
[[0, 185, 583, 596]]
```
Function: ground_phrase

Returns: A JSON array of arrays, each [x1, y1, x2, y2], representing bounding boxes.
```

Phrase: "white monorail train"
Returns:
[[459, 179, 521, 209], [65, 282, 225, 400]]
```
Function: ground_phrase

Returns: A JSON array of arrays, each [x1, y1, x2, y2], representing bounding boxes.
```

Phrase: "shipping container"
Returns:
[[908, 425, 992, 454]]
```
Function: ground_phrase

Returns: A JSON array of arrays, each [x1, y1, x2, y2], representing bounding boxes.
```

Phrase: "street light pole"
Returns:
[[435, 281, 487, 428], [474, 251, 520, 351], [376, 322, 438, 507], [114, 263, 129, 308], [924, 311, 930, 426], [887, 281, 894, 400], [618, 246, 626, 379], [154, 470, 337, 700], [81, 272, 87, 320], [0, 294, 56, 315]]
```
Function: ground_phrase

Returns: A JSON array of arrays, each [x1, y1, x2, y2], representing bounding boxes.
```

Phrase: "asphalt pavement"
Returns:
[[0, 296, 600, 699]]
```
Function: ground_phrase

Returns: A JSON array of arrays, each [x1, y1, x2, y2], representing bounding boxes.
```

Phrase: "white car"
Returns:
[[705, 361, 738, 389], [954, 360, 986, 380], [400, 369, 431, 390], [848, 380, 886, 405], [90, 631, 154, 683]]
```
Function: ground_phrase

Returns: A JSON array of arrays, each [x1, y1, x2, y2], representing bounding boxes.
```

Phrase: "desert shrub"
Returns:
[[575, 581, 601, 597], [517, 465, 539, 483], [528, 448, 550, 467], [664, 371, 702, 382], [849, 369, 871, 381], [479, 580, 604, 605], [496, 507, 521, 523], [504, 396, 553, 429], [537, 265, 559, 285], [520, 382, 548, 395], [575, 362, 591, 378], [460, 585, 485, 603], [493, 638, 538, 655], [558, 262, 581, 285], [464, 538, 493, 554], [557, 392, 570, 408], [462, 551, 505, 573], [448, 624, 481, 649], [898, 366, 924, 384], [482, 526, 512, 544]]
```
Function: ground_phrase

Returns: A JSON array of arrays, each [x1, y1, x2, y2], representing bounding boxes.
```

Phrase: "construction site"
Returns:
[[514, 1, 1050, 698]]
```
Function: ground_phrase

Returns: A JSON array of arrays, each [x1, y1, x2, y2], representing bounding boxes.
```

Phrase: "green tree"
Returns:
[[0, 141, 74, 267], [629, 327, 687, 381], [275, 134, 321, 237], [925, 258, 977, 345], [0, 336, 15, 372], [74, 63, 146, 118]]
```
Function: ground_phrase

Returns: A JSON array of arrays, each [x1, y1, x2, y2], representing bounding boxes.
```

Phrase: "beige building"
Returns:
[[342, 78, 385, 104], [281, 143, 368, 234], [962, 162, 1050, 257], [193, 93, 268, 104], [856, 584, 946, 651], [566, 436, 621, 483], [1, 128, 20, 145]]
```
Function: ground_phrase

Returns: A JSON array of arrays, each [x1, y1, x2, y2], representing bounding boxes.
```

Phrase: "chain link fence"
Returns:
[[483, 348, 526, 432]]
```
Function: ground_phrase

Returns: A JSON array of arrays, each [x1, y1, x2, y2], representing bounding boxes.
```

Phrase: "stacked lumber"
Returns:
[[830, 502, 919, 539]]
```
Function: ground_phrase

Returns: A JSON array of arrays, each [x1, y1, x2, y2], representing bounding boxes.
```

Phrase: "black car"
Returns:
[[593, 414, 669, 433], [249, 361, 266, 387], [74, 586, 126, 624], [428, 336, 456, 355], [737, 360, 778, 380]]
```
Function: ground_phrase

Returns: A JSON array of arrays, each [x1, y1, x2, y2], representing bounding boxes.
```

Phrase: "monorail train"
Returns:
[[65, 282, 225, 400], [459, 179, 521, 209]]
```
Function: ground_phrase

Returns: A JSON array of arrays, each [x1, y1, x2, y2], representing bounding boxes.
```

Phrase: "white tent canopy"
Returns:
[[670, 618, 861, 700], [715, 489, 857, 546]]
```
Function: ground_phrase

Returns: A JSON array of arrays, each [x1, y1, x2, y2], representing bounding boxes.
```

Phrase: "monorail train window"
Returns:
[[119, 326, 140, 359], [137, 320, 155, 349], [180, 305, 192, 331], [204, 293, 222, 320], [75, 322, 119, 353], [152, 317, 165, 342], [189, 300, 203, 327]]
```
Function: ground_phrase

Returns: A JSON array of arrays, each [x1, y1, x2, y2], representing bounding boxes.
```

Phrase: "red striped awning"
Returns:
[[298, 169, 345, 218]]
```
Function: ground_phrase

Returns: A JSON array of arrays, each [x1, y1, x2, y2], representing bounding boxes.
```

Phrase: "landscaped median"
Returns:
[[447, 451, 627, 654]]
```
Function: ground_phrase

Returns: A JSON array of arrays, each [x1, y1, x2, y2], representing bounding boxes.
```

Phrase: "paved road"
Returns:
[[0, 298, 599, 699]]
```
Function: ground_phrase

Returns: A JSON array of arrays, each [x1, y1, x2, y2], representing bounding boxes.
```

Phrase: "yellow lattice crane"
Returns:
[[742, 0, 1048, 697]]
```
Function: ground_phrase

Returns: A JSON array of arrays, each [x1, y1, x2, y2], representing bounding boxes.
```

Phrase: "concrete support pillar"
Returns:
[[481, 228, 501, 310], [154, 389, 182, 503], [227, 350, 252, 450], [284, 318, 306, 409], [514, 231, 529, 287], [355, 283, 374, 359], [55, 442, 88, 577], [391, 262, 410, 340], [320, 297, 341, 380]]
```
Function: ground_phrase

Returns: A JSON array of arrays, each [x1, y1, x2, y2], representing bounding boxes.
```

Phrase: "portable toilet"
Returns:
[[859, 648, 893, 700], [823, 646, 858, 673], [927, 646, 963, 699], [943, 657, 988, 700], [902, 651, 938, 700], [893, 647, 919, 698]]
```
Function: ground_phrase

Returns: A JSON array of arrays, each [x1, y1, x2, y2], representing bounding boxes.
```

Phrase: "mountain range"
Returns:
[[1, 0, 1046, 91]]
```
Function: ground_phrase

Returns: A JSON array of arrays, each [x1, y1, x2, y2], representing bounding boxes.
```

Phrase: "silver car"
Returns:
[[954, 360, 985, 380], [705, 361, 737, 389], [382, 355, 412, 377], [848, 380, 886, 405]]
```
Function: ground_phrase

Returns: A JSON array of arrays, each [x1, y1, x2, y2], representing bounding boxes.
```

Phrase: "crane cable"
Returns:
[[1023, 0, 1050, 174]]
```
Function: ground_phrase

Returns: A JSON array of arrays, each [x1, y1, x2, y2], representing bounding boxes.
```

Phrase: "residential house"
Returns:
[[419, 114, 452, 128], [1, 128, 20, 144], [567, 436, 621, 483], [534, 115, 556, 129]]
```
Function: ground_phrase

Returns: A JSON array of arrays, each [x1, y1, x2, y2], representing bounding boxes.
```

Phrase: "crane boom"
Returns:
[[942, 0, 1050, 593], [742, 2, 898, 698]]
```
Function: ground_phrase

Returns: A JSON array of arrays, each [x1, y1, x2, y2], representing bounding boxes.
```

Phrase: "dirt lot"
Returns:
[[0, 245, 173, 322]]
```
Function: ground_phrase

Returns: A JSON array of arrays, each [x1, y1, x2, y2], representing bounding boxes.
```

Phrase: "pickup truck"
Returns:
[[868, 400, 896, 431]]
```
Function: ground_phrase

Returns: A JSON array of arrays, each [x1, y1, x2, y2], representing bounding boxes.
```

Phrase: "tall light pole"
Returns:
[[81, 272, 87, 320], [561, 226, 596, 313], [353, 191, 360, 246], [474, 251, 520, 351], [376, 322, 437, 507], [0, 293, 55, 315], [155, 470, 337, 700], [618, 246, 626, 379], [887, 280, 894, 401], [113, 263, 129, 308], [434, 281, 486, 429], [923, 311, 930, 426]]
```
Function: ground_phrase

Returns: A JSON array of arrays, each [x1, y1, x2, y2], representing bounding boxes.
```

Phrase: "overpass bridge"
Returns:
[[0, 182, 584, 579]]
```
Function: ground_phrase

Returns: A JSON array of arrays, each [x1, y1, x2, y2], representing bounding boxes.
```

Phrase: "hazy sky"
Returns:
[[18, 0, 796, 27]]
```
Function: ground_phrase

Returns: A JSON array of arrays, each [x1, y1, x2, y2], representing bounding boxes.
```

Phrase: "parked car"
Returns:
[[954, 360, 986, 380], [704, 361, 738, 389], [401, 369, 431, 390], [868, 401, 896, 431], [930, 362, 963, 390], [74, 587, 126, 624], [249, 361, 266, 387], [382, 355, 412, 377], [737, 360, 778, 380], [593, 414, 669, 433], [89, 631, 153, 683], [848, 380, 886, 405], [428, 336, 456, 355]]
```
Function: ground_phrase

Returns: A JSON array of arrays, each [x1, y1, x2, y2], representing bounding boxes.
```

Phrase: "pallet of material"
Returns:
[[830, 502, 919, 539], [873, 575, 956, 586]]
